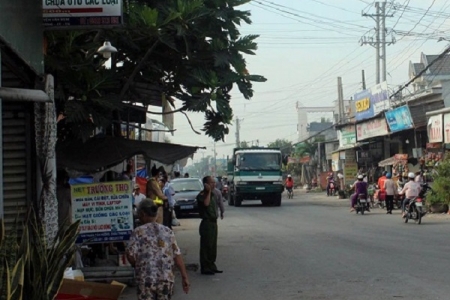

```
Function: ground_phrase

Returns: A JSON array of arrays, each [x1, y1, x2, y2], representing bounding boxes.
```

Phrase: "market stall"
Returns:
[[378, 154, 409, 177], [56, 136, 203, 282]]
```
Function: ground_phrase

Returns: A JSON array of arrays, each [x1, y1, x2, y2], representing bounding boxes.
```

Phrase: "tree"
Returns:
[[267, 139, 293, 158], [239, 141, 250, 148], [46, 0, 266, 142]]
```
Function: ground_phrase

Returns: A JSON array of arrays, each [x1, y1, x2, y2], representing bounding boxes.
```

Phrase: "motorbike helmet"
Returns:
[[408, 172, 415, 179], [386, 172, 392, 179], [287, 174, 292, 178], [357, 174, 364, 180]]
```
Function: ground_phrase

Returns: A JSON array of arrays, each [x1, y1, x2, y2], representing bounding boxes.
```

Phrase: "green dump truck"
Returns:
[[227, 147, 284, 207]]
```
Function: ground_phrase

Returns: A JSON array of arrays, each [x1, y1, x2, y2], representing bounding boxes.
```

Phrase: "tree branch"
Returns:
[[120, 40, 159, 100], [181, 111, 202, 135]]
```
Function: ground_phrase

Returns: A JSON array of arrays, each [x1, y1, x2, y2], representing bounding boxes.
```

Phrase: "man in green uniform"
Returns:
[[197, 176, 223, 275]]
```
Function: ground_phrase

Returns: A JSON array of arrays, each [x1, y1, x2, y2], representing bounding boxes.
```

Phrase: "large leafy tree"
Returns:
[[267, 139, 293, 158], [45, 0, 266, 142]]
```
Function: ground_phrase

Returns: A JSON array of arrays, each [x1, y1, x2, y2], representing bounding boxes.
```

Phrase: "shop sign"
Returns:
[[344, 162, 358, 185], [356, 117, 389, 141], [300, 156, 310, 163], [354, 81, 390, 121], [444, 113, 450, 144], [43, 0, 123, 28], [427, 114, 443, 143], [71, 181, 133, 244], [345, 149, 356, 162], [385, 105, 414, 132], [338, 125, 357, 148]]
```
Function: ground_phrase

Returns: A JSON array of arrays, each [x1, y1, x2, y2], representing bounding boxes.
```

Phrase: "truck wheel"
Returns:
[[274, 194, 282, 206], [228, 192, 234, 206], [261, 198, 270, 206], [234, 194, 242, 207]]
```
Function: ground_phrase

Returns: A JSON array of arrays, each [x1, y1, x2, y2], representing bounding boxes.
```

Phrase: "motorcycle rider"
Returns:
[[285, 175, 294, 196], [350, 174, 369, 212], [326, 172, 335, 196], [399, 172, 422, 218], [377, 171, 388, 202]]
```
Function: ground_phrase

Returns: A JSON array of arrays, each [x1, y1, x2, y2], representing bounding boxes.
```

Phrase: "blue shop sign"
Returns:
[[354, 82, 390, 121], [385, 105, 414, 133]]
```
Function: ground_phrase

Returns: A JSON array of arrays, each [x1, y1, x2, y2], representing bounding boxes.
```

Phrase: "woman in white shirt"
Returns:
[[383, 173, 397, 215]]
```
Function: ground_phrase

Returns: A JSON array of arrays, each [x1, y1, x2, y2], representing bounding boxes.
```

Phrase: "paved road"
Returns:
[[123, 190, 450, 299]]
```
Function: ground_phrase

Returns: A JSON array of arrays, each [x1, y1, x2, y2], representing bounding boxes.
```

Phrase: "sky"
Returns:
[[165, 0, 450, 164]]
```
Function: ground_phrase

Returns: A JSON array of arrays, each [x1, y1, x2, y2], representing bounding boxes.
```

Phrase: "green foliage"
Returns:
[[294, 140, 318, 158], [427, 154, 450, 204], [267, 139, 293, 158], [0, 213, 80, 300], [46, 0, 266, 142]]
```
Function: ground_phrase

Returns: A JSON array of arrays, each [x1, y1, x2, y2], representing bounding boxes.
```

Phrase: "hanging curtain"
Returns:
[[34, 74, 58, 242]]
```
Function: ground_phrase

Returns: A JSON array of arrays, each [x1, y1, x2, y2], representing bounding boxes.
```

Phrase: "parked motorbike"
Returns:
[[355, 193, 370, 215], [403, 183, 431, 225]]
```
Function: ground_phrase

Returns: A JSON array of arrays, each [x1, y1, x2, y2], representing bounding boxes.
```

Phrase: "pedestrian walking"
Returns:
[[161, 174, 175, 229], [146, 165, 168, 224], [383, 172, 397, 214], [197, 176, 223, 275], [127, 199, 190, 299]]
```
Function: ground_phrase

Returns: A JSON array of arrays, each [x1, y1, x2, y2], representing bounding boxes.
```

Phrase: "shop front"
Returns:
[[334, 124, 358, 185]]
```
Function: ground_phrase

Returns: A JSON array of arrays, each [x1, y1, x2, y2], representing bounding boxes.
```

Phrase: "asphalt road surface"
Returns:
[[122, 190, 450, 300]]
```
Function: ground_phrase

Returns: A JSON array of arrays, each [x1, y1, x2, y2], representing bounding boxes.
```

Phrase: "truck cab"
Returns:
[[227, 148, 284, 206]]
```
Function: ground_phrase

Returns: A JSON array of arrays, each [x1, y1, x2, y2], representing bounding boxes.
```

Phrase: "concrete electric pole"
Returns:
[[360, 1, 395, 84], [235, 117, 241, 148]]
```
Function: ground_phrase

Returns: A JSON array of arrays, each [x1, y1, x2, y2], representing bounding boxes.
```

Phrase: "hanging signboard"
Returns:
[[444, 113, 450, 144], [385, 105, 414, 133], [71, 181, 133, 244], [354, 82, 390, 121], [356, 117, 389, 141], [43, 0, 123, 28], [427, 114, 443, 143], [338, 125, 357, 148]]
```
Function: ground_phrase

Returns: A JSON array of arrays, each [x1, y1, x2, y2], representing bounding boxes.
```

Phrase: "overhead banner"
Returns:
[[71, 181, 133, 244], [427, 114, 443, 143], [338, 125, 357, 148], [444, 113, 450, 144], [354, 82, 390, 121], [385, 105, 414, 133], [43, 0, 123, 28], [356, 117, 389, 141]]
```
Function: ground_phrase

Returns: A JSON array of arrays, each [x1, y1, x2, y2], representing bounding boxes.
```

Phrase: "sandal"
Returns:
[[350, 208, 355, 212]]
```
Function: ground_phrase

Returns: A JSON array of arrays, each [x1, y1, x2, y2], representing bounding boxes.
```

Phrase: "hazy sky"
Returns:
[[166, 0, 450, 163]]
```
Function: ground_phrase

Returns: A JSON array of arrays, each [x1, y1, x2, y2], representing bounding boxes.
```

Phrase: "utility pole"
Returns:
[[337, 77, 344, 124], [362, 70, 367, 90], [361, 2, 395, 85], [235, 117, 241, 147], [213, 142, 217, 177]]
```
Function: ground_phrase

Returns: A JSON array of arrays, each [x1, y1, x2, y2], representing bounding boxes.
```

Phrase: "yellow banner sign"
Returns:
[[355, 98, 370, 112]]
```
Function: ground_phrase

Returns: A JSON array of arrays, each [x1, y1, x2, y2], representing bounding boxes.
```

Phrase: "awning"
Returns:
[[56, 136, 203, 172], [378, 156, 396, 167]]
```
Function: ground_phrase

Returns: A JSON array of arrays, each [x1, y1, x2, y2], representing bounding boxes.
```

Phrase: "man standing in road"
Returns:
[[197, 176, 223, 275]]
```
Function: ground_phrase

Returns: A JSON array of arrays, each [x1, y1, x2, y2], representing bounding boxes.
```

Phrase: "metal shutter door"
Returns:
[[2, 102, 31, 229]]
